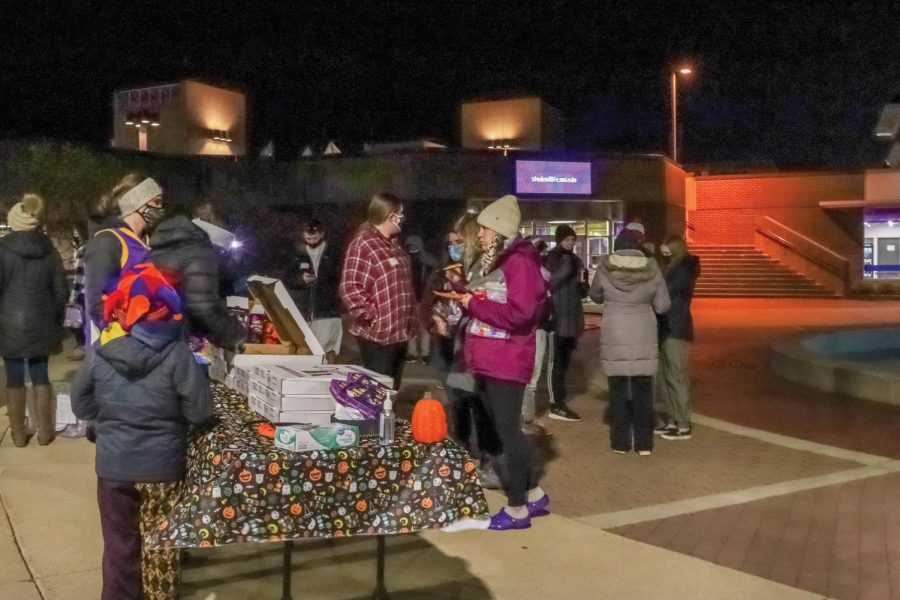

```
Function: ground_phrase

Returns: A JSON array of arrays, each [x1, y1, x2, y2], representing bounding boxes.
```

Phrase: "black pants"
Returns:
[[548, 334, 578, 408], [357, 338, 408, 390], [449, 386, 502, 457], [97, 478, 142, 600], [608, 376, 654, 452], [476, 376, 533, 506]]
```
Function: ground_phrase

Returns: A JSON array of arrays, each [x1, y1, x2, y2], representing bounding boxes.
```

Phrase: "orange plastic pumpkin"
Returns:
[[411, 391, 447, 443]]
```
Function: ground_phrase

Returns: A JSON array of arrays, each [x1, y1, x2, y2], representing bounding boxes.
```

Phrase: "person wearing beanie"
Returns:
[[0, 194, 69, 447], [339, 193, 417, 387], [83, 174, 163, 337], [544, 223, 588, 422], [72, 263, 212, 600], [589, 226, 670, 456], [456, 194, 551, 530]]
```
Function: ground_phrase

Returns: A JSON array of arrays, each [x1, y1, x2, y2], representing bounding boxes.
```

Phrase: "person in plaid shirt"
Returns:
[[339, 193, 416, 387]]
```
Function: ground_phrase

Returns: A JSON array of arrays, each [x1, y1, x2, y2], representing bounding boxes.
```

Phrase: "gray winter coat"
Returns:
[[71, 320, 213, 482], [0, 231, 68, 358], [589, 250, 671, 376]]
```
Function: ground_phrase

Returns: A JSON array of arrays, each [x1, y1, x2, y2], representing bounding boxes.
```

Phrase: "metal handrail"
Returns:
[[753, 216, 850, 280]]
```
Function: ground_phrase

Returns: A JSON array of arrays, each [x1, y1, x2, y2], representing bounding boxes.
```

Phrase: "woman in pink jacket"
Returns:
[[459, 195, 550, 530]]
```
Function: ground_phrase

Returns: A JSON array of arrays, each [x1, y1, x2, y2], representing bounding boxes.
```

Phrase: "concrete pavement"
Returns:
[[4, 298, 900, 598]]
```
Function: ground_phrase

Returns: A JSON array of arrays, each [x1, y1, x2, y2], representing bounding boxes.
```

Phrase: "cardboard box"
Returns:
[[249, 379, 335, 412], [209, 276, 326, 372], [253, 364, 392, 396], [234, 377, 250, 398], [248, 393, 334, 425], [274, 423, 359, 452]]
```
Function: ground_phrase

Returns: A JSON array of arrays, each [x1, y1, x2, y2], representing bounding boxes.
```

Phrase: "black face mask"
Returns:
[[138, 205, 166, 232]]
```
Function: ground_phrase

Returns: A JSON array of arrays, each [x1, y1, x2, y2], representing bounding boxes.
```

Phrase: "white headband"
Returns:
[[118, 178, 162, 216]]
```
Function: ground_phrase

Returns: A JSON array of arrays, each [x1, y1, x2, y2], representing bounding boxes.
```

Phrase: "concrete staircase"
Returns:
[[691, 245, 836, 298]]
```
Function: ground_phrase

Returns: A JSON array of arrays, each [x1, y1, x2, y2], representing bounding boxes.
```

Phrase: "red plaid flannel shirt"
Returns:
[[339, 223, 416, 344]]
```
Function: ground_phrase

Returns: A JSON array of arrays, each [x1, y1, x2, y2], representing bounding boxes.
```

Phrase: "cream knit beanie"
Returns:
[[477, 194, 521, 239], [7, 194, 43, 232]]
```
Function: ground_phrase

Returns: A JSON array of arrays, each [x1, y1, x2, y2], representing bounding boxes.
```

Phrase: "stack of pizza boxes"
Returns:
[[248, 364, 393, 424]]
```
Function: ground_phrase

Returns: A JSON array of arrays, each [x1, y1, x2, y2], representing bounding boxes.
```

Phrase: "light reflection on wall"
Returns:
[[461, 97, 543, 150]]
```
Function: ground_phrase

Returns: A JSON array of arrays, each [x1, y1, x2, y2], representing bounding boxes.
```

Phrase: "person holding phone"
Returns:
[[287, 219, 343, 363]]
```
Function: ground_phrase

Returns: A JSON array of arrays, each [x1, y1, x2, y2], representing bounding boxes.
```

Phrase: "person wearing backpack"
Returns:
[[84, 175, 164, 338]]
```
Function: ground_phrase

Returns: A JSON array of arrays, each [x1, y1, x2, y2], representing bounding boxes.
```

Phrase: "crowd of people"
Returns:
[[0, 177, 700, 598]]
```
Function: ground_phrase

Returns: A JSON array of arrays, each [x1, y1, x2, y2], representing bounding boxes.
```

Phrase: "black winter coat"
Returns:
[[285, 243, 342, 320], [0, 231, 68, 357], [658, 254, 700, 341], [72, 321, 213, 481], [148, 216, 245, 350], [546, 247, 587, 338]]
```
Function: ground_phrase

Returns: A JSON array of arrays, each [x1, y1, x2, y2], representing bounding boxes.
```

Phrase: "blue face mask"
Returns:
[[448, 245, 463, 262]]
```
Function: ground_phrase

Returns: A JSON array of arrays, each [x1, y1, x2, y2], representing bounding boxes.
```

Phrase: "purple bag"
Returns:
[[329, 377, 381, 420]]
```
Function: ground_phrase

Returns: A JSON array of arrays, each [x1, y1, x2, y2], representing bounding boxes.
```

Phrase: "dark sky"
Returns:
[[2, 1, 899, 167]]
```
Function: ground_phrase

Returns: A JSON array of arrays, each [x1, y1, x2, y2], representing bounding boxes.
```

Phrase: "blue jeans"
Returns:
[[3, 356, 49, 387]]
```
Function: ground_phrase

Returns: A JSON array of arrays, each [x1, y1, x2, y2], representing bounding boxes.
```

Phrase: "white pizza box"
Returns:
[[210, 276, 325, 370], [252, 364, 392, 396], [248, 393, 334, 425], [249, 379, 336, 412], [234, 377, 250, 398]]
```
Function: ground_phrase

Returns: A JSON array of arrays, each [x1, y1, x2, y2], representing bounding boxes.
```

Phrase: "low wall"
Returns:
[[770, 328, 900, 405]]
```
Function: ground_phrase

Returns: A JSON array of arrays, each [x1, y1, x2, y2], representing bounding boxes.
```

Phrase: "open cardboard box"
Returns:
[[212, 275, 325, 372]]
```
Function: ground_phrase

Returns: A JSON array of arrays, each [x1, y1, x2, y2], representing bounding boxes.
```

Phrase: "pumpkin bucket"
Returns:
[[411, 391, 447, 443]]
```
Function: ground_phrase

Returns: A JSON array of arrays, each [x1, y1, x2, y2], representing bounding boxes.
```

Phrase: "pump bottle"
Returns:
[[379, 392, 396, 445]]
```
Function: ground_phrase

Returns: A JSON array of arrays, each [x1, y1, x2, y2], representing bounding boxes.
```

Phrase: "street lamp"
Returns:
[[670, 66, 693, 164]]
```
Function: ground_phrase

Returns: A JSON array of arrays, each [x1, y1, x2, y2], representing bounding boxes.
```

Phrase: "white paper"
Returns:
[[55, 394, 78, 426]]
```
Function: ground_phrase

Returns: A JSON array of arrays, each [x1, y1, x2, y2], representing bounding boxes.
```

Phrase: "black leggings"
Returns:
[[357, 338, 407, 390], [476, 375, 534, 506], [3, 356, 50, 387]]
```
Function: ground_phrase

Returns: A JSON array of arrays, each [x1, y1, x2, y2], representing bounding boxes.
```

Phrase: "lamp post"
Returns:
[[670, 66, 692, 164]]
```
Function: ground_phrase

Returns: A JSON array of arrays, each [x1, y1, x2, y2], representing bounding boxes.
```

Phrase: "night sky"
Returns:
[[2, 1, 899, 168]]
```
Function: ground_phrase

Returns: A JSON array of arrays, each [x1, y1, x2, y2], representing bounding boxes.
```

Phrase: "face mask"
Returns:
[[448, 245, 463, 262], [138, 205, 166, 232]]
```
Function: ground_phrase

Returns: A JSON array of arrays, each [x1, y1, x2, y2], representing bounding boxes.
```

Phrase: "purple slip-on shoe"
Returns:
[[526, 494, 550, 518], [488, 508, 532, 531]]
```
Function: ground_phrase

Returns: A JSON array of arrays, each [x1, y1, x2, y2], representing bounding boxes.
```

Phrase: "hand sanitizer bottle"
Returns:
[[379, 392, 396, 445]]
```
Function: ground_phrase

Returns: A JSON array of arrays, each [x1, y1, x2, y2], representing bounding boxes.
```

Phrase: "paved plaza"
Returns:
[[3, 298, 900, 599]]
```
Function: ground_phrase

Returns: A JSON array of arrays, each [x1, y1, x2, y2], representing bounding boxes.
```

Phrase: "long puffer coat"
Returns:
[[589, 249, 670, 376], [147, 215, 245, 350], [0, 231, 68, 357]]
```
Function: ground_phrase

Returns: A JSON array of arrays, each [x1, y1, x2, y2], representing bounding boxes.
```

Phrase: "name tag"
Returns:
[[387, 257, 400, 267], [300, 262, 311, 270]]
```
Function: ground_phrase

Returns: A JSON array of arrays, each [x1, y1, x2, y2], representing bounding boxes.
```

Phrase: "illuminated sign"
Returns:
[[516, 160, 591, 195]]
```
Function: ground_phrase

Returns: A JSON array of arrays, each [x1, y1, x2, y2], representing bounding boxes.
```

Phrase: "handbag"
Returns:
[[63, 303, 84, 329]]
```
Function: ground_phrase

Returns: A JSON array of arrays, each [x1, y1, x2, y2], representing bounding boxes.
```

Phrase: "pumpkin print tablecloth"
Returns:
[[144, 384, 489, 550]]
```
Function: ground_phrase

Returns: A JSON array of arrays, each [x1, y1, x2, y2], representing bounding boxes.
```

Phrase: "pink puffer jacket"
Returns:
[[463, 237, 547, 385]]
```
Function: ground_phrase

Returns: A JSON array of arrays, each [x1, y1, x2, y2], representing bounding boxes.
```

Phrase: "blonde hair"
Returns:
[[367, 192, 402, 225], [100, 173, 146, 217], [663, 234, 688, 261], [453, 212, 481, 274]]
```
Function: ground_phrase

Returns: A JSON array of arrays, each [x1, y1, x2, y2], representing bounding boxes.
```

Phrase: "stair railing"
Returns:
[[752, 216, 849, 295]]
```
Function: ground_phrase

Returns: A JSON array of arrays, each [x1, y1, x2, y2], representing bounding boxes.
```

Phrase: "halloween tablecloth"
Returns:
[[144, 384, 489, 550]]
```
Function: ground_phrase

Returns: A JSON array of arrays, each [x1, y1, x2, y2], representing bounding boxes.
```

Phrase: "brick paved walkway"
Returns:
[[611, 471, 900, 600]]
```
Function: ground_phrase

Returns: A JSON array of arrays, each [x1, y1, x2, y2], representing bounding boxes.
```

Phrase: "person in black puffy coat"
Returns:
[[147, 212, 245, 351], [0, 194, 68, 447]]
